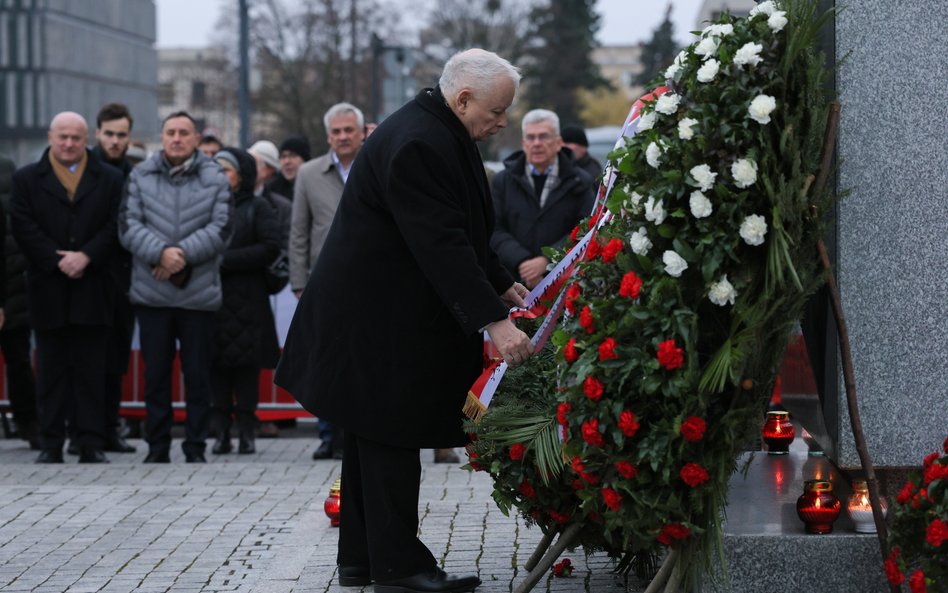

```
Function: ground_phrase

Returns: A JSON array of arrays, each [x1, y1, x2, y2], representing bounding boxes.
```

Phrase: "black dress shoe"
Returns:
[[185, 452, 207, 463], [338, 565, 372, 587], [374, 568, 481, 593], [79, 449, 110, 463], [433, 448, 460, 463], [66, 441, 80, 456], [238, 437, 255, 455], [36, 450, 64, 464], [312, 441, 332, 460], [104, 436, 137, 453], [212, 438, 233, 454], [144, 450, 171, 463], [332, 447, 344, 460]]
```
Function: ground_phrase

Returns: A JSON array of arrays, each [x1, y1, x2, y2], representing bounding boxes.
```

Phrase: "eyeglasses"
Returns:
[[523, 133, 556, 144]]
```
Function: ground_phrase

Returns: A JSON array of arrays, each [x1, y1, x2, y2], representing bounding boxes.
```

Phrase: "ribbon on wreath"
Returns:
[[463, 89, 666, 423]]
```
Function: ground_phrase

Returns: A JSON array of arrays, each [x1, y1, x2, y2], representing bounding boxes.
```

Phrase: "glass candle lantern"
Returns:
[[324, 478, 342, 527], [796, 479, 841, 534], [847, 479, 887, 533], [762, 410, 795, 454]]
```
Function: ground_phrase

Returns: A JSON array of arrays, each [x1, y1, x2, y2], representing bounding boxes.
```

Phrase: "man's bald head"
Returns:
[[48, 111, 89, 166]]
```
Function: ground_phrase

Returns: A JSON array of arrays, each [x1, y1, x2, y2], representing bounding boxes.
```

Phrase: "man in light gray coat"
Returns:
[[119, 111, 232, 464]]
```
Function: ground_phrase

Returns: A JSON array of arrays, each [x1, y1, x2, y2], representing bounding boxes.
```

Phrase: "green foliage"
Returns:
[[636, 5, 681, 87]]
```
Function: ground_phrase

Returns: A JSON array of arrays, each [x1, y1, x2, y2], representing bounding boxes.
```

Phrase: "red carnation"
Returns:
[[548, 510, 570, 524], [563, 338, 579, 363], [565, 284, 582, 315], [569, 225, 581, 245], [923, 460, 948, 485], [551, 558, 573, 577], [598, 337, 618, 361], [943, 435, 948, 453], [601, 238, 624, 263], [556, 402, 571, 426], [657, 339, 684, 370], [584, 240, 601, 261], [924, 451, 939, 467], [619, 271, 642, 299], [519, 480, 536, 499], [571, 478, 584, 491], [616, 461, 638, 479], [618, 410, 640, 437], [680, 462, 710, 488], [467, 451, 483, 472], [680, 416, 707, 442], [581, 419, 603, 448], [909, 570, 927, 593], [583, 376, 604, 401], [885, 548, 905, 586], [896, 481, 915, 505], [657, 523, 691, 545], [579, 306, 596, 334], [601, 487, 622, 511], [926, 518, 948, 547], [509, 443, 525, 460]]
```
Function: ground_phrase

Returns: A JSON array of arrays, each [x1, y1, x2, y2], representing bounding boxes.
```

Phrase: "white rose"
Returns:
[[740, 214, 768, 246], [654, 92, 680, 115], [689, 190, 712, 218], [733, 42, 763, 67], [638, 110, 657, 131], [629, 226, 652, 255], [644, 196, 666, 225], [708, 275, 737, 306], [689, 164, 717, 191], [731, 158, 758, 188], [696, 58, 720, 83], [750, 1, 776, 17], [694, 36, 720, 60], [748, 95, 777, 124], [646, 141, 663, 168], [768, 11, 788, 32], [678, 117, 698, 140], [663, 250, 688, 278]]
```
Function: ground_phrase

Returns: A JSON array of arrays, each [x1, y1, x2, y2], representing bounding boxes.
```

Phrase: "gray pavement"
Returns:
[[0, 429, 641, 593]]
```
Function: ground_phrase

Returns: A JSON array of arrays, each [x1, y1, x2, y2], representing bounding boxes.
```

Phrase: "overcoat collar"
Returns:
[[35, 147, 106, 204]]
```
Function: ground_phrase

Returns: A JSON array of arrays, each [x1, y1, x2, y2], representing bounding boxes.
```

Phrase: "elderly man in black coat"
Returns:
[[275, 49, 533, 593], [10, 111, 122, 464]]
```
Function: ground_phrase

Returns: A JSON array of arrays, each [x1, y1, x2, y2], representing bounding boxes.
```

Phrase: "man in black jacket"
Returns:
[[276, 49, 532, 592], [490, 109, 595, 289], [11, 111, 122, 464]]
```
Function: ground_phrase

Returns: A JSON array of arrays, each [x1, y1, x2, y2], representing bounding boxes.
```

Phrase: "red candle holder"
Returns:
[[324, 478, 341, 527], [796, 479, 840, 534], [761, 410, 795, 454]]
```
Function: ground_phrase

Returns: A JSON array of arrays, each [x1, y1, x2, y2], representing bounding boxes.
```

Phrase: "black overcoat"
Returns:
[[10, 149, 121, 331], [275, 87, 514, 448]]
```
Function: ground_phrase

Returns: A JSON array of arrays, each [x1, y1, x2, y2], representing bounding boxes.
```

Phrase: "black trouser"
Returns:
[[104, 297, 135, 435], [339, 432, 436, 582], [0, 327, 37, 431], [210, 363, 259, 437], [135, 306, 214, 456], [34, 326, 108, 452]]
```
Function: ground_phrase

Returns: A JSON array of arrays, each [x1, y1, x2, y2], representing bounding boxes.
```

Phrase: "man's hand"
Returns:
[[56, 250, 91, 279], [152, 266, 172, 281], [500, 282, 529, 309], [294, 289, 303, 299], [159, 247, 187, 274], [486, 318, 533, 368], [517, 256, 548, 289]]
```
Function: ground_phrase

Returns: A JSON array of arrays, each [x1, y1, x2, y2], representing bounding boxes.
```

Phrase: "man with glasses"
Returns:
[[489, 109, 594, 289]]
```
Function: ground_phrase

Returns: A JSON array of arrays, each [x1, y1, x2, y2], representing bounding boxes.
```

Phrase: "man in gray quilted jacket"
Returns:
[[119, 111, 233, 463]]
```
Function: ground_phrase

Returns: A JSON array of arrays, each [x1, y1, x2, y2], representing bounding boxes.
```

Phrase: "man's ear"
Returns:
[[456, 89, 474, 114]]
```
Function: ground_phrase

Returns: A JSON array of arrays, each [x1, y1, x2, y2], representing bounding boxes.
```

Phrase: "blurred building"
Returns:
[[695, 0, 757, 26], [591, 44, 645, 101], [0, 0, 158, 165]]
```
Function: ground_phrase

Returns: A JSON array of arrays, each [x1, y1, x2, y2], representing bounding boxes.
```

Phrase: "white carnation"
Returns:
[[689, 164, 717, 192], [689, 190, 712, 218], [750, 1, 776, 17], [740, 214, 768, 246], [645, 141, 663, 168], [663, 250, 689, 278], [702, 23, 734, 37], [694, 36, 720, 60], [628, 190, 644, 205], [678, 117, 698, 140], [708, 275, 737, 306], [748, 95, 777, 124], [638, 110, 657, 131], [696, 58, 720, 83], [629, 226, 652, 255], [733, 42, 763, 67], [654, 92, 681, 115], [644, 196, 666, 225], [731, 158, 758, 188], [664, 62, 681, 80], [768, 11, 788, 32]]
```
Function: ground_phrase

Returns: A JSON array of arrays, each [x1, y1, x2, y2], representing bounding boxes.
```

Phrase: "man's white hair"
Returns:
[[323, 102, 365, 130], [439, 48, 521, 99], [521, 109, 560, 136]]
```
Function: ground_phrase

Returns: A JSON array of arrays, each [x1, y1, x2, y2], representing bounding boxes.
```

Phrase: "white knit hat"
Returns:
[[248, 140, 280, 171]]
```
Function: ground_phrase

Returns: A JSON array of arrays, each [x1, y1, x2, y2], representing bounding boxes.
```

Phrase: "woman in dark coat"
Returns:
[[210, 147, 280, 454]]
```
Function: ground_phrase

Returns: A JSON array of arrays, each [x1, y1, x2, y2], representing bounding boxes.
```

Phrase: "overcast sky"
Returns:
[[155, 0, 708, 49]]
